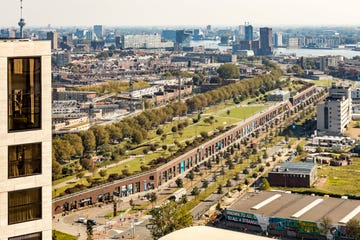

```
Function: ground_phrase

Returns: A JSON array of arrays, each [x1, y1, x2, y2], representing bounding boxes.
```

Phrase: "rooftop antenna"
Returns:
[[18, 0, 26, 38]]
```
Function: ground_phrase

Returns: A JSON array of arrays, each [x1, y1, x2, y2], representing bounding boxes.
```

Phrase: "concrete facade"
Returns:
[[0, 40, 52, 239], [317, 83, 351, 134]]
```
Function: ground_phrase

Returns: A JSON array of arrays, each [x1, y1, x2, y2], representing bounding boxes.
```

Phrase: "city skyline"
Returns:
[[2, 0, 360, 28]]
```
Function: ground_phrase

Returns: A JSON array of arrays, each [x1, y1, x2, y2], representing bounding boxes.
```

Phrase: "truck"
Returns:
[[168, 188, 187, 202]]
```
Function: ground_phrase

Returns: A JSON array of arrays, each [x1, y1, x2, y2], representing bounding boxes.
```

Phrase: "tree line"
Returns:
[[53, 63, 283, 180]]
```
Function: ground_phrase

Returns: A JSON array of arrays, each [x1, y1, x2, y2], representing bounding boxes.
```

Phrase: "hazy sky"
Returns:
[[2, 0, 360, 28]]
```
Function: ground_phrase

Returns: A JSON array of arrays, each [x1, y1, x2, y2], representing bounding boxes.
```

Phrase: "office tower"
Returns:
[[237, 25, 245, 40], [274, 32, 283, 47], [0, 40, 52, 239], [93, 25, 103, 39], [259, 27, 273, 55], [46, 31, 58, 50], [175, 30, 192, 49], [244, 25, 253, 41], [162, 30, 177, 42]]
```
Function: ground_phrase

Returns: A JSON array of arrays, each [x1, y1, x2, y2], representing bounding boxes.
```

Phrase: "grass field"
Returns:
[[52, 230, 77, 240], [217, 105, 268, 119], [316, 157, 360, 196]]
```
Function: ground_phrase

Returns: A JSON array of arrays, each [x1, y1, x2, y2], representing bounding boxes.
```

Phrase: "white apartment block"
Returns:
[[317, 83, 352, 134], [0, 40, 52, 239], [121, 34, 174, 49]]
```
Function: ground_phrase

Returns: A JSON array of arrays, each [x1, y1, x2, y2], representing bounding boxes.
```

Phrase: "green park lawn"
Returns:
[[52, 230, 77, 240], [217, 105, 268, 119], [316, 157, 360, 196]]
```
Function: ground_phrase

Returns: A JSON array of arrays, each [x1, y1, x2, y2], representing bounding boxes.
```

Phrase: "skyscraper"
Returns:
[[93, 25, 103, 39], [274, 32, 283, 47], [259, 27, 273, 55], [46, 31, 58, 50], [244, 25, 253, 41], [0, 39, 52, 239]]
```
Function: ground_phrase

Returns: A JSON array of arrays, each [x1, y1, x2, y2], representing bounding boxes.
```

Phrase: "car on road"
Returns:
[[75, 217, 86, 223], [86, 219, 96, 226]]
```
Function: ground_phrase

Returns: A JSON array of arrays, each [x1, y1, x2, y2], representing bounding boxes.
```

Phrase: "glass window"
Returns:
[[8, 57, 41, 131], [9, 232, 42, 240], [8, 188, 42, 224], [8, 143, 42, 178]]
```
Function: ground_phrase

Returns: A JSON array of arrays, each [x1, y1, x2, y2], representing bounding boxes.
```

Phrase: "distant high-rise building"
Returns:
[[0, 39, 52, 239], [46, 31, 58, 50], [85, 31, 93, 40], [274, 32, 283, 47], [162, 30, 177, 41], [93, 25, 103, 39], [237, 25, 245, 40], [244, 25, 253, 41], [206, 25, 212, 32], [175, 30, 192, 48], [259, 27, 273, 55], [288, 37, 299, 49]]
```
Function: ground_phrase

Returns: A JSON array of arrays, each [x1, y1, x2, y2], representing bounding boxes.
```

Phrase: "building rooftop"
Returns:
[[271, 162, 315, 174], [228, 191, 360, 224], [159, 226, 271, 240]]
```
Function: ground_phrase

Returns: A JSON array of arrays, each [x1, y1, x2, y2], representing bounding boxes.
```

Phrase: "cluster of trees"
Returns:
[[186, 65, 282, 113], [71, 80, 149, 96], [148, 201, 192, 239], [53, 63, 283, 180]]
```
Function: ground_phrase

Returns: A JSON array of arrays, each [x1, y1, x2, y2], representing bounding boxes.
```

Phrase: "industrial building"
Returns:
[[225, 191, 360, 239], [268, 162, 317, 187]]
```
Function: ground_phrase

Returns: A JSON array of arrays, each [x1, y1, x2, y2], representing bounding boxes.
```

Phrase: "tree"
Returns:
[[319, 216, 332, 236], [191, 186, 200, 198], [346, 218, 360, 239], [80, 131, 96, 153], [145, 192, 157, 208], [217, 184, 223, 194], [63, 134, 84, 156], [217, 63, 240, 79], [202, 179, 209, 189], [52, 138, 75, 162], [175, 178, 183, 188], [259, 178, 270, 190], [86, 221, 93, 240], [90, 125, 110, 150], [296, 144, 304, 155], [226, 179, 232, 187], [99, 169, 107, 178], [149, 201, 192, 240], [129, 198, 135, 210]]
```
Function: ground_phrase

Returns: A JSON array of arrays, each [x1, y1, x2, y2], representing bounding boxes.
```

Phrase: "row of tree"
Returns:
[[53, 63, 283, 179]]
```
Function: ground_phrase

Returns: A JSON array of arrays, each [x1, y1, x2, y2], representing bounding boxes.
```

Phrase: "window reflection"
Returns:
[[9, 232, 42, 240], [8, 143, 42, 178], [8, 57, 41, 131], [8, 188, 42, 224]]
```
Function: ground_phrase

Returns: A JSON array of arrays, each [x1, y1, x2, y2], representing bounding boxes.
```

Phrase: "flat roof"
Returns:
[[271, 162, 315, 174], [159, 226, 271, 240], [228, 191, 360, 224]]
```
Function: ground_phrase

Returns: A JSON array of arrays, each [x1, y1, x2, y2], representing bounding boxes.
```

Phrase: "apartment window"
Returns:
[[9, 232, 42, 240], [8, 143, 41, 178], [8, 188, 42, 224], [8, 57, 41, 132]]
